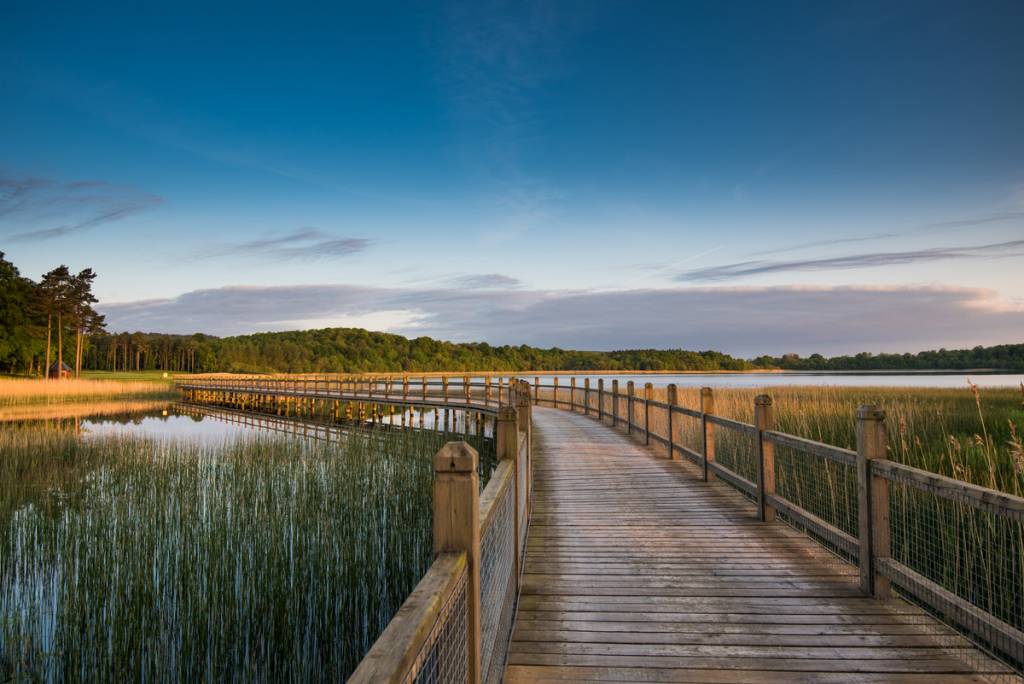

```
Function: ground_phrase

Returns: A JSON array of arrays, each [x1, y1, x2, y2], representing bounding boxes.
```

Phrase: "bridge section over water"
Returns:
[[177, 375, 1024, 683]]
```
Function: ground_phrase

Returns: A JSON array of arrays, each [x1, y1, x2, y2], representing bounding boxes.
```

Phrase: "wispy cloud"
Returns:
[[0, 174, 161, 242], [677, 239, 1024, 282], [100, 283, 1024, 357], [920, 210, 1024, 230], [751, 208, 1024, 258], [198, 228, 370, 261], [446, 273, 521, 289]]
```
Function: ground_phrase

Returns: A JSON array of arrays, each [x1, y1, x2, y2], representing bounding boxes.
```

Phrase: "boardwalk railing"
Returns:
[[175, 372, 1023, 678], [527, 376, 1024, 675], [348, 380, 532, 684], [176, 374, 520, 412]]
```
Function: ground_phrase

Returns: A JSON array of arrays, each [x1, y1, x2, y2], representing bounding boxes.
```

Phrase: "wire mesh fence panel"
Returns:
[[647, 402, 669, 445], [883, 477, 1024, 678], [518, 442, 529, 563], [478, 475, 516, 684], [773, 443, 859, 562], [672, 410, 704, 465], [711, 422, 758, 499], [407, 567, 468, 684]]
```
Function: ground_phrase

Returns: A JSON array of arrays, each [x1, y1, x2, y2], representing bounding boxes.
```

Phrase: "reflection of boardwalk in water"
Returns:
[[178, 401, 494, 443]]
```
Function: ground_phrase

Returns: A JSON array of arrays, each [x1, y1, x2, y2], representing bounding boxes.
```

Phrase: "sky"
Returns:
[[2, 0, 1023, 356]]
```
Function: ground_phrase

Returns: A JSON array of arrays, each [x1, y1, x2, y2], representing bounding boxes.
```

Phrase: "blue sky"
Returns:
[[2, 1, 1023, 355]]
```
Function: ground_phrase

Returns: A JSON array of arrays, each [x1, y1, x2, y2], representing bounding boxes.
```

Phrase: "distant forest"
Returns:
[[75, 330, 1024, 374], [2, 252, 1022, 375]]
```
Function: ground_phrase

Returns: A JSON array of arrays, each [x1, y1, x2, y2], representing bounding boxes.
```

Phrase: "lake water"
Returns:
[[527, 371, 1024, 389]]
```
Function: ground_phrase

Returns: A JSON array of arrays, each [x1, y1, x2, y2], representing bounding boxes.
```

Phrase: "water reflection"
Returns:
[[8, 401, 496, 445]]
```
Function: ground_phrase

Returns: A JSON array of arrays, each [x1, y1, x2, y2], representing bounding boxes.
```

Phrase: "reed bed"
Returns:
[[0, 377, 175, 405], [0, 423, 494, 682]]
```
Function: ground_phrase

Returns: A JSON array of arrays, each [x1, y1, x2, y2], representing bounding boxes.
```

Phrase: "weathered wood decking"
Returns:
[[505, 407, 1013, 683]]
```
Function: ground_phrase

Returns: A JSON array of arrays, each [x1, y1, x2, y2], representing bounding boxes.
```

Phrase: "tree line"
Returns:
[[2, 252, 1021, 376], [0, 252, 104, 376], [81, 328, 756, 374], [80, 328, 1024, 375], [753, 345, 1024, 372]]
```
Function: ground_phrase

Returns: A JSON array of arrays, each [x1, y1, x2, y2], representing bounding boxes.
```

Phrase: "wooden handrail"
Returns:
[[344, 380, 532, 684], [348, 552, 468, 684]]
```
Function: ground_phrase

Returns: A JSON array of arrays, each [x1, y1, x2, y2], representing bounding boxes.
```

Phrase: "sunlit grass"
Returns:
[[0, 377, 176, 406]]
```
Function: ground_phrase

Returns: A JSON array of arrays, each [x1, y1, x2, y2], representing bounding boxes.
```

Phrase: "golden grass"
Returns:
[[0, 378, 175, 405]]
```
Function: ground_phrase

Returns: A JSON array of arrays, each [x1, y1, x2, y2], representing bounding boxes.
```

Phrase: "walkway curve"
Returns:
[[504, 407, 1013, 683]]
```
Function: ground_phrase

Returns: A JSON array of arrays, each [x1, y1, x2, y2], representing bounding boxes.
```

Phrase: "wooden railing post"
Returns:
[[597, 379, 604, 421], [626, 381, 635, 435], [497, 404, 523, 590], [515, 382, 533, 537], [442, 376, 449, 405], [552, 377, 559, 408], [433, 441, 481, 683], [583, 378, 590, 416], [496, 406, 517, 462], [643, 382, 653, 445], [666, 383, 677, 459], [857, 405, 891, 599], [611, 380, 619, 427], [755, 395, 775, 522], [570, 377, 576, 411], [701, 387, 715, 482]]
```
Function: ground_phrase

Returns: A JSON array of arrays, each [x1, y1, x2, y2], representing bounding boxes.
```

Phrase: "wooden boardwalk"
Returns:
[[505, 407, 1014, 683]]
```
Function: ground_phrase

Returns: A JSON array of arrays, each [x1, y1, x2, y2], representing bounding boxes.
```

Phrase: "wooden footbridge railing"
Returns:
[[176, 374, 1024, 681]]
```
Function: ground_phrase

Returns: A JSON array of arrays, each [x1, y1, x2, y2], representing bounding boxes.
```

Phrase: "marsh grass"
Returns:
[[0, 378, 176, 406], [0, 423, 493, 682]]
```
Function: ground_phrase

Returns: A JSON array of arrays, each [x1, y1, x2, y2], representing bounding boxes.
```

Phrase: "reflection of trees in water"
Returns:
[[0, 400, 171, 427]]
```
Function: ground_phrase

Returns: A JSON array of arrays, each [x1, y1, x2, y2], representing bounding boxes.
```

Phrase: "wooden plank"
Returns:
[[505, 407, 1014, 682], [505, 665, 1003, 683]]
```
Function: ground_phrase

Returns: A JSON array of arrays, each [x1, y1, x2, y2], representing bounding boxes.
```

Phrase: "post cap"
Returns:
[[755, 394, 773, 406], [700, 386, 714, 396], [433, 441, 479, 473], [856, 405, 886, 421]]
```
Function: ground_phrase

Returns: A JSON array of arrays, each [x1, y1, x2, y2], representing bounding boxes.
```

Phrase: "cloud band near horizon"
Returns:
[[99, 283, 1024, 357]]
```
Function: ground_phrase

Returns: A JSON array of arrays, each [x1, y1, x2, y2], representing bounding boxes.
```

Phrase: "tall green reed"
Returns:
[[0, 424, 493, 682]]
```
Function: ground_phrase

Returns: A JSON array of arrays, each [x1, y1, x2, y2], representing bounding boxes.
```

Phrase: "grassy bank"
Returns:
[[0, 424, 494, 681], [0, 376, 177, 405]]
